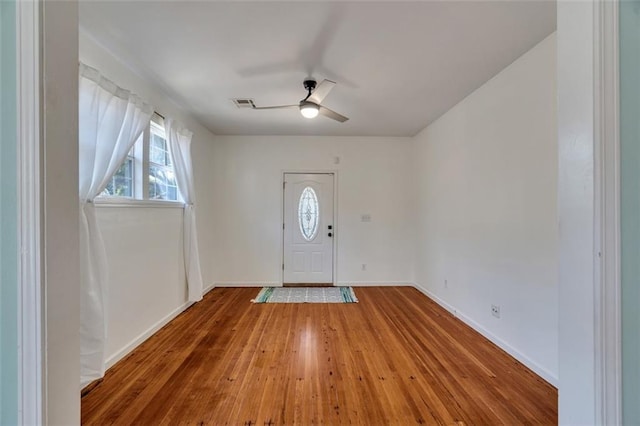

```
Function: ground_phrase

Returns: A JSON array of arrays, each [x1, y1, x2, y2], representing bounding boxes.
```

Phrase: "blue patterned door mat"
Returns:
[[251, 287, 358, 304]]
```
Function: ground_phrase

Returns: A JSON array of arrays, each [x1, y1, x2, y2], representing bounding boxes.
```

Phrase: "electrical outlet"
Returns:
[[491, 304, 500, 318], [361, 264, 367, 271]]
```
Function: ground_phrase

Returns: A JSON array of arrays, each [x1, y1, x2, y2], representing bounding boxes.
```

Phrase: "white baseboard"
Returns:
[[338, 281, 414, 286], [413, 283, 558, 388], [203, 282, 216, 294], [105, 300, 193, 370], [215, 281, 280, 287]]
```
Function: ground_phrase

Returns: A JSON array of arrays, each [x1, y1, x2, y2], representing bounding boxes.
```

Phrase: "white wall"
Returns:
[[43, 2, 81, 424], [98, 206, 186, 367], [557, 3, 597, 423], [412, 34, 558, 384], [211, 135, 414, 286], [79, 32, 217, 367]]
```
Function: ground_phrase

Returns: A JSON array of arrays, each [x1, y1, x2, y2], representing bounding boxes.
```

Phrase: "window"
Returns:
[[98, 113, 181, 203], [148, 121, 179, 201], [298, 186, 319, 241]]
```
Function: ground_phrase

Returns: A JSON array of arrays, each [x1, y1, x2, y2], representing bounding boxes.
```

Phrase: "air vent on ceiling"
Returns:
[[232, 98, 256, 109]]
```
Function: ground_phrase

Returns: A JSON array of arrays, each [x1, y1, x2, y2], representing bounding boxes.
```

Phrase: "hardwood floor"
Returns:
[[81, 287, 557, 425]]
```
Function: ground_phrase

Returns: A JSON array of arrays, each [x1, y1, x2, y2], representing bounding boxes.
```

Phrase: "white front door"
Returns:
[[283, 173, 334, 284]]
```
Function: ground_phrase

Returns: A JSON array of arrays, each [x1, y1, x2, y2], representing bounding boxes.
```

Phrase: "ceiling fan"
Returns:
[[252, 78, 349, 123]]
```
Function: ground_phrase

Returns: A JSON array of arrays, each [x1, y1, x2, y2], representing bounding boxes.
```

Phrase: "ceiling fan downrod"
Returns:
[[302, 79, 317, 101]]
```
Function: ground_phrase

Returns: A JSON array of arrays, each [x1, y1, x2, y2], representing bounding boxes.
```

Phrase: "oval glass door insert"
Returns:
[[298, 186, 319, 241]]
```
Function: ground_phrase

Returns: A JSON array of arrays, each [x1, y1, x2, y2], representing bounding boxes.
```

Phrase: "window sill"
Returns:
[[94, 198, 185, 209]]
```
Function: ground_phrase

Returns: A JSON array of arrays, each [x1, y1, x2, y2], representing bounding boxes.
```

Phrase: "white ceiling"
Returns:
[[79, 1, 556, 137]]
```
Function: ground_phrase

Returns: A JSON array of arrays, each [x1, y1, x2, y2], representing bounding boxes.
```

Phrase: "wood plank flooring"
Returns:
[[81, 287, 557, 425]]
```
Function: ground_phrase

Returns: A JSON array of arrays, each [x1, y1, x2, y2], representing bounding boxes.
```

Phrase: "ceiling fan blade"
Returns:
[[308, 79, 336, 104], [319, 106, 349, 123], [252, 104, 298, 110]]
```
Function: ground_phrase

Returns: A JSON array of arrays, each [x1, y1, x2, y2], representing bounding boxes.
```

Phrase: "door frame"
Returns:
[[280, 170, 338, 286], [16, 0, 44, 423], [559, 0, 621, 423], [595, 0, 621, 423]]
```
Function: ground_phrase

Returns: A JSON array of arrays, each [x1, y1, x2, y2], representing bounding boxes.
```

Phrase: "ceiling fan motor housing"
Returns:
[[303, 79, 317, 92]]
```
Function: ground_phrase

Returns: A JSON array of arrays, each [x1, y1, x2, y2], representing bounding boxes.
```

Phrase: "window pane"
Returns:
[[298, 186, 319, 241], [148, 122, 178, 202], [101, 157, 133, 197], [150, 133, 167, 165], [150, 132, 163, 149], [168, 186, 177, 201], [148, 164, 178, 201]]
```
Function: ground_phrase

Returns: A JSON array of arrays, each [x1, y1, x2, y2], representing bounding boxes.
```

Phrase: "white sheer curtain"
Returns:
[[165, 119, 204, 302], [79, 63, 153, 386]]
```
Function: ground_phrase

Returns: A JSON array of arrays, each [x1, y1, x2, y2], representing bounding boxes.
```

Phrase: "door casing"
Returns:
[[281, 170, 338, 286]]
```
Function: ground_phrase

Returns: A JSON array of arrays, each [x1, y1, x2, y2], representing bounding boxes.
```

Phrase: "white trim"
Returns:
[[413, 284, 559, 388], [594, 0, 622, 423], [338, 281, 414, 287], [94, 198, 185, 209], [105, 300, 192, 369], [215, 281, 280, 287], [281, 171, 339, 286], [203, 283, 216, 294], [16, 0, 43, 424]]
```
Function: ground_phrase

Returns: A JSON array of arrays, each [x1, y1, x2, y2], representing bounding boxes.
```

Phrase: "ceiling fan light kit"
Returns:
[[250, 78, 349, 123], [300, 101, 319, 119]]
